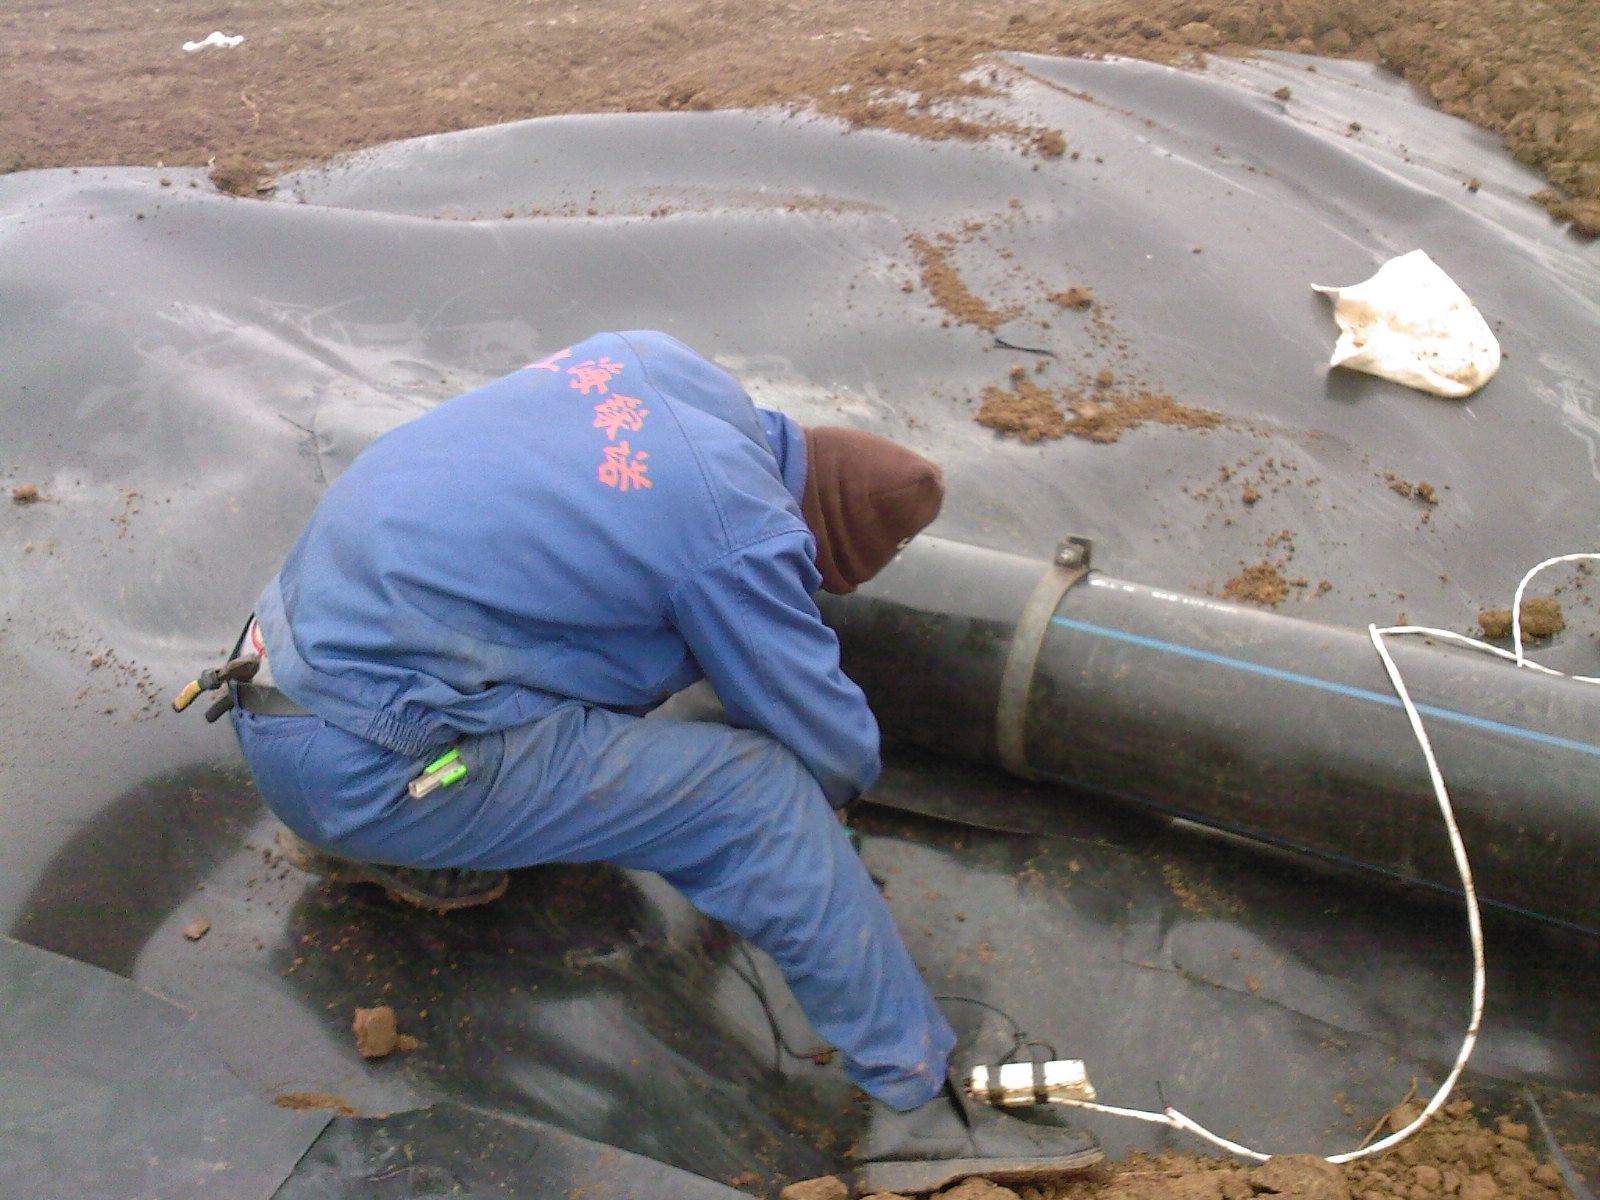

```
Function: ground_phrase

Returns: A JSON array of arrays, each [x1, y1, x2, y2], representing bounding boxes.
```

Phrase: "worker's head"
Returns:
[[801, 426, 944, 595]]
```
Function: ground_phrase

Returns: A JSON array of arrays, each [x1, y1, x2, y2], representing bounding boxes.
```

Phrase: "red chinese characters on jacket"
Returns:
[[592, 394, 649, 441], [528, 346, 655, 493], [597, 441, 652, 491], [566, 357, 625, 396]]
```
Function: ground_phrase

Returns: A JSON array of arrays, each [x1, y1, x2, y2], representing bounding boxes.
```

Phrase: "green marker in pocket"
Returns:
[[408, 748, 467, 800]]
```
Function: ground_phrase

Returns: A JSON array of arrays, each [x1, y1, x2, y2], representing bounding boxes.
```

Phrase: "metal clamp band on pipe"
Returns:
[[994, 537, 1091, 778]]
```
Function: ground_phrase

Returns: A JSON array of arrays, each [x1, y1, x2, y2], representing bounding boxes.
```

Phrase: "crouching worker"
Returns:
[[206, 331, 1100, 1191]]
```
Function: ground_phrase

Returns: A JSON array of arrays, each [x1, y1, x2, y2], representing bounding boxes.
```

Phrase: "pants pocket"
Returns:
[[231, 710, 337, 845]]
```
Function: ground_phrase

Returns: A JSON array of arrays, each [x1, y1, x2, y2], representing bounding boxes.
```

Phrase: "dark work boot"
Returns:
[[856, 1074, 1101, 1195], [275, 829, 509, 913]]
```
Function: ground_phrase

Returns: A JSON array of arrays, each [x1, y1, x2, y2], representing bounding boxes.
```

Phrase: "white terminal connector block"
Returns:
[[967, 1060, 1096, 1107]]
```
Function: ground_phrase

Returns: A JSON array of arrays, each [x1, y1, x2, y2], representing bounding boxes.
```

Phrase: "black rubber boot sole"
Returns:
[[858, 1145, 1103, 1196], [275, 830, 509, 913]]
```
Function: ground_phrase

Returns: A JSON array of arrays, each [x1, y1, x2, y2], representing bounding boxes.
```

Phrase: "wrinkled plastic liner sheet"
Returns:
[[278, 1104, 748, 1199], [0, 937, 328, 1200], [2, 50, 1598, 1199]]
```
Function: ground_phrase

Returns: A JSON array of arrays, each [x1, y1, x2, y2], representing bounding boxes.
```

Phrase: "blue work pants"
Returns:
[[232, 702, 955, 1110]]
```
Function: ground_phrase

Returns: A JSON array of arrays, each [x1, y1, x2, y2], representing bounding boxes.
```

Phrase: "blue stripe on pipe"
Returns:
[[1048, 615, 1600, 761]]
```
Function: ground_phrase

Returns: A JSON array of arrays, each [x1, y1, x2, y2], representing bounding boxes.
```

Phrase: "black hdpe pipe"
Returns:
[[818, 535, 1600, 934]]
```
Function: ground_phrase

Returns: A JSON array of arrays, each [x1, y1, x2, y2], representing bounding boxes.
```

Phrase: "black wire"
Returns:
[[1021, 1037, 1059, 1063], [932, 993, 1032, 1066], [1523, 1089, 1594, 1200], [729, 941, 832, 1069], [992, 336, 1059, 358], [724, 955, 781, 1074], [727, 953, 1054, 1079]]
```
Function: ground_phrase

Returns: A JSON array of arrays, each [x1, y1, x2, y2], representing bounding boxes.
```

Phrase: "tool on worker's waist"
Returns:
[[172, 655, 261, 723], [409, 748, 467, 799]]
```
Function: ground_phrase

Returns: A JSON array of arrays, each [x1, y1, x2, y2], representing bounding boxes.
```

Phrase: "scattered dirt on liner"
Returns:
[[977, 366, 1222, 444], [910, 233, 1022, 332], [273, 1091, 361, 1117]]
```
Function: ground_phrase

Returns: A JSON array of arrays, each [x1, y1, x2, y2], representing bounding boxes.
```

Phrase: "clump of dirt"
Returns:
[[1340, 1099, 1570, 1200], [1051, 286, 1096, 310], [1478, 596, 1564, 639], [352, 1004, 419, 1058], [779, 1175, 849, 1200], [208, 155, 272, 197], [181, 917, 210, 941], [1224, 561, 1291, 606], [978, 367, 1222, 444], [1032, 129, 1068, 158], [835, 1095, 1574, 1200], [11, 483, 41, 504], [273, 1091, 361, 1117], [1383, 474, 1440, 506], [977, 370, 1068, 441], [910, 233, 1020, 331]]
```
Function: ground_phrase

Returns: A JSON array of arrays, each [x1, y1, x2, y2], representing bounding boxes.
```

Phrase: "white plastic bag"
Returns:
[[183, 32, 244, 52], [1312, 250, 1500, 398]]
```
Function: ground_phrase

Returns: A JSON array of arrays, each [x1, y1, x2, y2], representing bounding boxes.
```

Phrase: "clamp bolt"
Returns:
[[1055, 538, 1090, 569]]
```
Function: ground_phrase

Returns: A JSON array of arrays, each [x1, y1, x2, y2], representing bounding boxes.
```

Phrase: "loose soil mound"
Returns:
[[834, 1097, 1574, 1200], [1223, 561, 1292, 606]]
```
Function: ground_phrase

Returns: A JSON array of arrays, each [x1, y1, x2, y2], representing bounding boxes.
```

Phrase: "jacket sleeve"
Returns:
[[754, 407, 808, 505], [668, 529, 881, 807]]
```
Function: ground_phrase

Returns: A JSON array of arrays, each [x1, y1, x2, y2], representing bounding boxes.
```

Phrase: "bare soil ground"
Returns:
[[791, 1095, 1581, 1200], [1, 0, 1597, 232]]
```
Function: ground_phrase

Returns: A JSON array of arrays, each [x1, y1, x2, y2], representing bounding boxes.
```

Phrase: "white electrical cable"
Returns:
[[1384, 554, 1600, 686], [1378, 625, 1600, 684], [1044, 620, 1485, 1162], [1508, 553, 1600, 672], [1034, 548, 1600, 1162]]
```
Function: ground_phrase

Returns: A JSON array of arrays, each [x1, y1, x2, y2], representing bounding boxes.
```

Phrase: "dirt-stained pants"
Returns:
[[232, 701, 955, 1110]]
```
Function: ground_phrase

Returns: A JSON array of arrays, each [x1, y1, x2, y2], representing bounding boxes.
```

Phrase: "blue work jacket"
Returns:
[[254, 330, 880, 807]]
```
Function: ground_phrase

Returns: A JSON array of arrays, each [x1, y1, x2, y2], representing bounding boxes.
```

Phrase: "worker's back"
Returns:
[[254, 330, 814, 758]]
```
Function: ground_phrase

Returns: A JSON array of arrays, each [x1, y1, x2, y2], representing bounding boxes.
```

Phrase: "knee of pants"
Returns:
[[629, 733, 825, 868], [709, 732, 832, 841], [659, 745, 854, 936]]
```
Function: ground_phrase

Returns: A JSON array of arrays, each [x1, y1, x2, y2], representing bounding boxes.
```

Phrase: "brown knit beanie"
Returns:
[[800, 426, 944, 595]]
